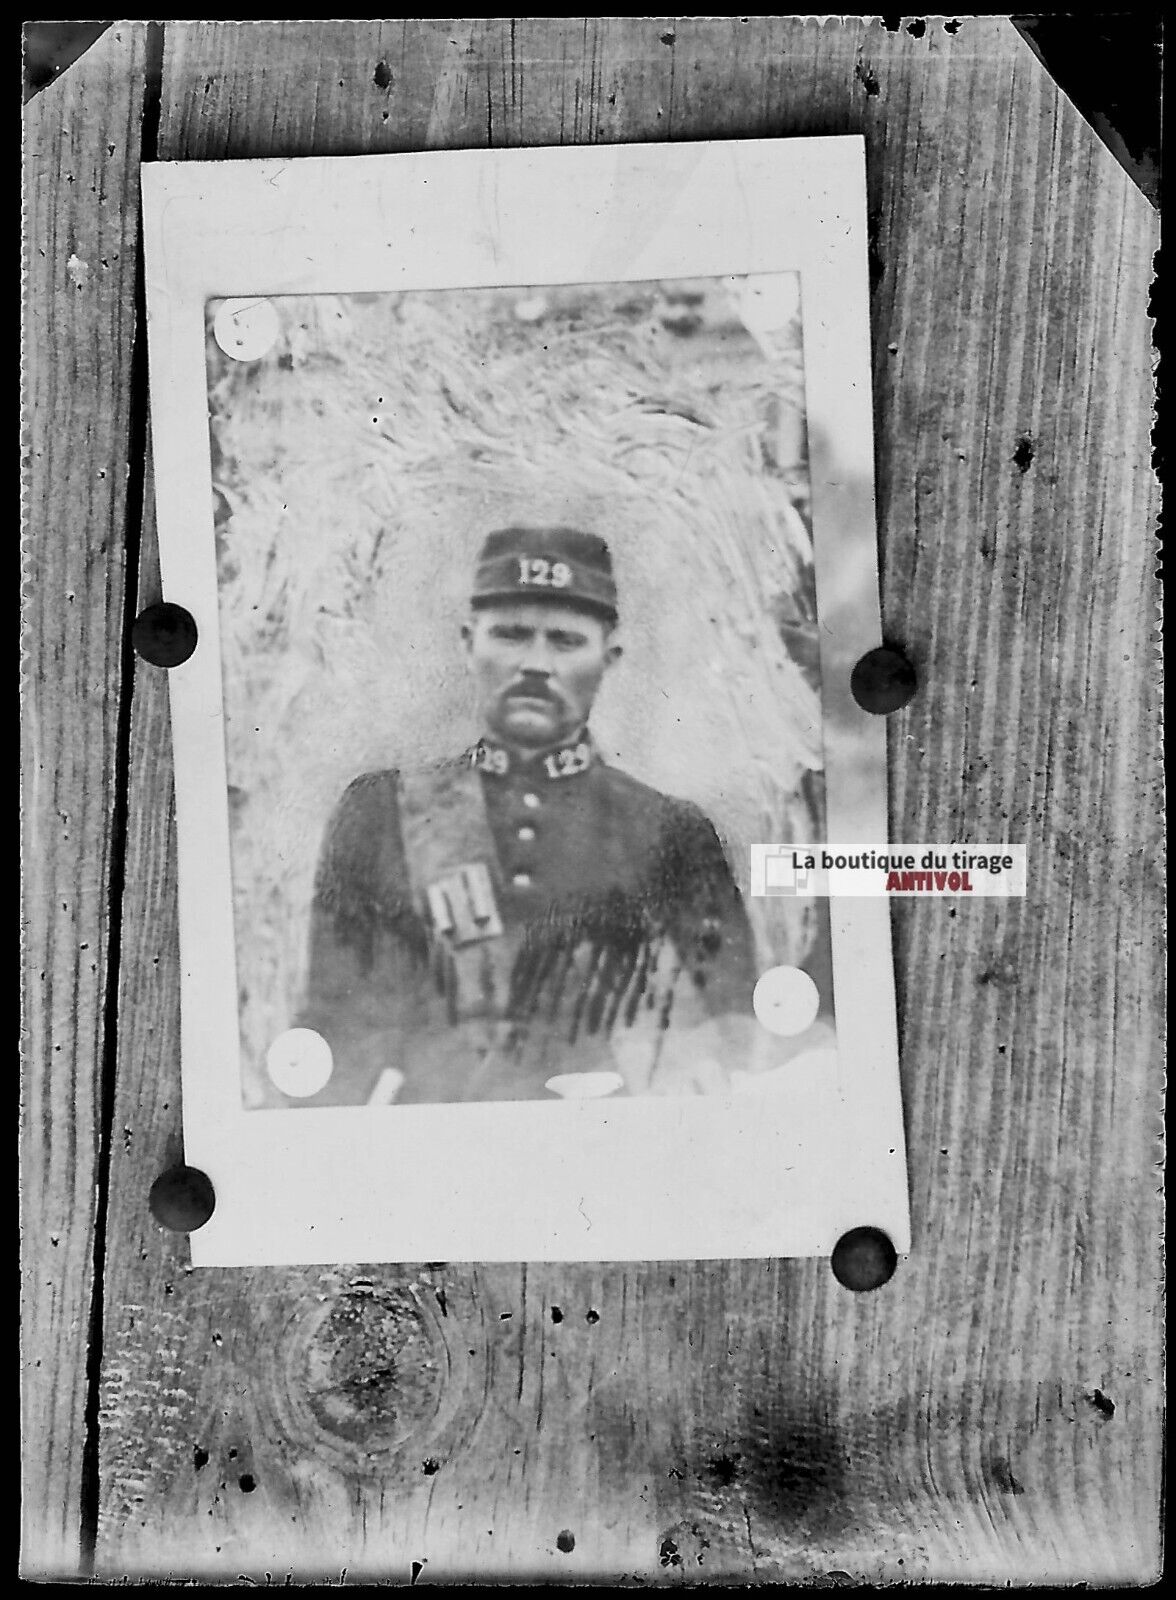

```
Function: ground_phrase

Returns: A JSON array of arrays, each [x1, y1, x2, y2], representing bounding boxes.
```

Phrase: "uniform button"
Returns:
[[512, 872, 533, 888], [522, 792, 540, 810], [518, 826, 536, 841]]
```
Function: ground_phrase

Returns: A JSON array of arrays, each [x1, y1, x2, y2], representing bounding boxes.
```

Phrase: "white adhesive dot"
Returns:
[[545, 1072, 624, 1100], [731, 273, 802, 351], [752, 966, 821, 1037], [213, 297, 281, 362], [513, 293, 549, 323], [266, 1028, 334, 1098]]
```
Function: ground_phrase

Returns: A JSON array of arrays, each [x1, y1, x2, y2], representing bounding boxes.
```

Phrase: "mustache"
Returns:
[[505, 681, 562, 703]]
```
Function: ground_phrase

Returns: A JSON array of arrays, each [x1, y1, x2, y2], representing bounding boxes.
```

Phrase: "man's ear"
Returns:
[[604, 634, 623, 668]]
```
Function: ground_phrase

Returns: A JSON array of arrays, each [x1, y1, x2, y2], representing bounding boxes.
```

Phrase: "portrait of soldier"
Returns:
[[294, 524, 759, 1105]]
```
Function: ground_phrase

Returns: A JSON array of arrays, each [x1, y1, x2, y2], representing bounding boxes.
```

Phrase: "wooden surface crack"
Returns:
[[78, 19, 165, 1576]]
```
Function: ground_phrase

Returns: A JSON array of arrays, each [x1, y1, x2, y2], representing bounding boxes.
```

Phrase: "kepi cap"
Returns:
[[471, 526, 617, 622]]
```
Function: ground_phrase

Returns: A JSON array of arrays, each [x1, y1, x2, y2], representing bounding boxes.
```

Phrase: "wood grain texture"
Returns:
[[21, 24, 147, 1578], [86, 17, 1161, 1584]]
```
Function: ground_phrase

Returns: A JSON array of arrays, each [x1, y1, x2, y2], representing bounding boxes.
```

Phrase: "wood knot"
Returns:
[[272, 1285, 446, 1467]]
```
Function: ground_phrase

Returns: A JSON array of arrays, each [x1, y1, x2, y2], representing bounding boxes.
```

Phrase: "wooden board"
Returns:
[[22, 16, 1161, 1584], [21, 22, 147, 1579]]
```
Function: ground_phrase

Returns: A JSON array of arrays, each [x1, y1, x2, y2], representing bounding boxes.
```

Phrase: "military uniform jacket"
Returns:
[[295, 736, 757, 1105]]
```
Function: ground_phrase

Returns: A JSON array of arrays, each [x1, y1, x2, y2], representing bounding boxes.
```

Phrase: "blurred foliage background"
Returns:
[[205, 278, 828, 1106]]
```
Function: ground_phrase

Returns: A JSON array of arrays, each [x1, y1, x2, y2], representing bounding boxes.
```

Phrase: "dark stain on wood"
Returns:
[[707, 1453, 740, 1486], [738, 1410, 850, 1532], [987, 1454, 1026, 1497]]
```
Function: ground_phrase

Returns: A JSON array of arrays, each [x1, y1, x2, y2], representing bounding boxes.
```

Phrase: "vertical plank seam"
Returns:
[[79, 20, 164, 1573]]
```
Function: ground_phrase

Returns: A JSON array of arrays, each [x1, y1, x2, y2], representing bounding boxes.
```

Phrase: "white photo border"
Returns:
[[142, 138, 910, 1265]]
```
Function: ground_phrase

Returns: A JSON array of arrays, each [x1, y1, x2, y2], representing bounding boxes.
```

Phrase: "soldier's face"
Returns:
[[463, 602, 622, 748]]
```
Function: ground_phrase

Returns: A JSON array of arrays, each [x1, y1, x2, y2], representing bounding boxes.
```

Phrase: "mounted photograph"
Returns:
[[142, 138, 908, 1263]]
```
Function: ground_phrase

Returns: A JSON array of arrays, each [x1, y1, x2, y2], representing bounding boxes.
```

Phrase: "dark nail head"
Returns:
[[149, 1164, 216, 1231], [831, 1226, 898, 1291], [851, 647, 917, 714], [133, 602, 198, 668]]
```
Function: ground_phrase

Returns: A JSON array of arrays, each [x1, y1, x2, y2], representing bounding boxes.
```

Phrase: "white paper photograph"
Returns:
[[142, 138, 909, 1265]]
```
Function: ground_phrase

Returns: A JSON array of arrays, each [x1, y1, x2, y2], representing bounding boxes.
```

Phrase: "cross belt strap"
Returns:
[[398, 761, 520, 1023]]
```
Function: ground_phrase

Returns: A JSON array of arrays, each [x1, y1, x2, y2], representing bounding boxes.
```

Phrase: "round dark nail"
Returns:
[[132, 602, 198, 668], [831, 1226, 898, 1291], [149, 1164, 216, 1231], [850, 647, 917, 714]]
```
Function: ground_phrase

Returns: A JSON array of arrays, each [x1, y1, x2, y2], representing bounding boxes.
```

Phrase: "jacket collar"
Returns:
[[469, 731, 595, 782]]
